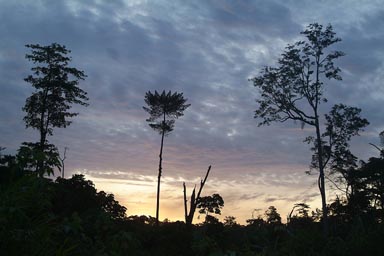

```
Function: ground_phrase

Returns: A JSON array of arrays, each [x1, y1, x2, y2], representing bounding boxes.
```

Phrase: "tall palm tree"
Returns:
[[143, 90, 190, 225]]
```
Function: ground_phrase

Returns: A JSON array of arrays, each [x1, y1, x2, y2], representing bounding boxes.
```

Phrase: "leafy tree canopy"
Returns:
[[197, 193, 224, 216], [23, 43, 88, 145], [143, 90, 190, 135], [251, 23, 344, 127], [265, 206, 282, 225]]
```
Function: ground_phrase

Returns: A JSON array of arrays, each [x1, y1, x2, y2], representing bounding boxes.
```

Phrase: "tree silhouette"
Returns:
[[350, 156, 384, 219], [250, 23, 345, 235], [288, 203, 310, 221], [197, 193, 224, 223], [23, 43, 88, 175], [143, 90, 190, 225], [17, 142, 61, 177], [53, 174, 127, 220], [265, 206, 281, 225], [287, 203, 313, 229], [223, 216, 238, 227]]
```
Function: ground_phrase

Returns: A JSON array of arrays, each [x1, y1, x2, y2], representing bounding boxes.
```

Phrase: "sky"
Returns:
[[1, 0, 384, 224]]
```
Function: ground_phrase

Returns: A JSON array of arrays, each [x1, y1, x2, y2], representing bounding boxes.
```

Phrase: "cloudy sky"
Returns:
[[1, 0, 383, 223]]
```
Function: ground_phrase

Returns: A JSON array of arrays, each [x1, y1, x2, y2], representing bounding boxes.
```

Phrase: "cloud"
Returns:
[[264, 192, 318, 204], [239, 192, 265, 201]]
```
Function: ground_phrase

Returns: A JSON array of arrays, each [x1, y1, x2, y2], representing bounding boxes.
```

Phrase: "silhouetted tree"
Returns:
[[288, 203, 310, 220], [53, 174, 127, 220], [197, 193, 224, 223], [143, 90, 190, 225], [223, 216, 238, 227], [287, 203, 314, 229], [354, 156, 384, 220], [17, 142, 61, 177], [265, 206, 281, 225], [250, 23, 345, 235], [23, 43, 88, 175]]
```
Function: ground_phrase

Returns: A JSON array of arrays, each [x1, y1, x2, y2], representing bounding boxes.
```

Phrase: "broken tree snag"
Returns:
[[184, 165, 211, 227], [187, 186, 196, 225], [196, 165, 211, 200]]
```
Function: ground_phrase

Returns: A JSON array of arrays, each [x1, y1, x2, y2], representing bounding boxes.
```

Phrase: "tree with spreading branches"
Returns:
[[23, 43, 88, 176], [250, 23, 367, 235]]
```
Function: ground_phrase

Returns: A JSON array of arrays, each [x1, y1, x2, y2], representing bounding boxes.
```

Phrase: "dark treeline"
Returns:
[[1, 23, 384, 255], [1, 162, 384, 255]]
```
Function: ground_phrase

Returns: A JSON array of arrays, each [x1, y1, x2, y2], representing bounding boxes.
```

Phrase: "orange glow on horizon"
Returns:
[[78, 169, 326, 225]]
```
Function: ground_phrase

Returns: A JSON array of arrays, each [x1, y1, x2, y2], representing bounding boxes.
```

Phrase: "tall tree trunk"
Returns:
[[39, 88, 49, 150], [37, 128, 47, 176], [37, 89, 49, 176], [61, 147, 67, 178], [315, 54, 328, 236], [156, 129, 165, 226], [315, 120, 328, 236]]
